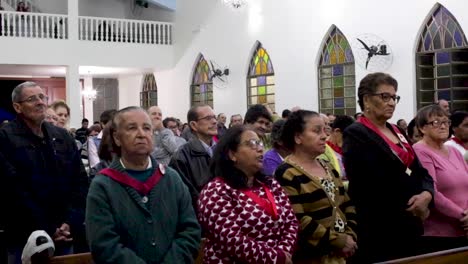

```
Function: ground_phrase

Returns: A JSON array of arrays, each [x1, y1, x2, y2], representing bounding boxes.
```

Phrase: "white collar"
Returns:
[[120, 157, 152, 170]]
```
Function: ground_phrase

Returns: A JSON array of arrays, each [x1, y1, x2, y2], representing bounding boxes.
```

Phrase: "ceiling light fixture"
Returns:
[[222, 0, 247, 9]]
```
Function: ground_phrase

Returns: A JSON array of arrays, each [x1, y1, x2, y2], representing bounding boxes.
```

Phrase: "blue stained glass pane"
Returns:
[[324, 53, 330, 65], [333, 65, 343, 76], [334, 98, 345, 108], [258, 76, 266, 85], [437, 90, 450, 100], [436, 52, 450, 64], [444, 33, 453, 48], [424, 34, 432, 51], [200, 84, 206, 93], [454, 30, 463, 46], [345, 49, 354, 62]]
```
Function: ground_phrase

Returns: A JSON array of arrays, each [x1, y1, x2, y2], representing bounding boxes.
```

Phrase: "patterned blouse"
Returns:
[[198, 177, 298, 263]]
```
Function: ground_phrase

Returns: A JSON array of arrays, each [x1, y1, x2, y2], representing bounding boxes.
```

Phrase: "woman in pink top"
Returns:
[[413, 105, 468, 253]]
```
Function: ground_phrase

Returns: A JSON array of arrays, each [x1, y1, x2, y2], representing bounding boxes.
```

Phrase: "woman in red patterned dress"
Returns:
[[198, 125, 298, 263]]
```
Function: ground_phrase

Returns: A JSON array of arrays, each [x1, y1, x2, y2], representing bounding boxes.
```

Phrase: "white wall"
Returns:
[[157, 0, 468, 123], [34, 0, 68, 14], [118, 74, 143, 108], [79, 0, 175, 22]]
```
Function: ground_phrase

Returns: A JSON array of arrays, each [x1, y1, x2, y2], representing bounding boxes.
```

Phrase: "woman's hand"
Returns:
[[407, 191, 432, 220], [283, 251, 293, 264], [340, 235, 357, 258]]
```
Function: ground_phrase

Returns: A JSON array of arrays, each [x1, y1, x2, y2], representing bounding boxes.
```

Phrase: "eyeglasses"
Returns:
[[197, 115, 217, 122], [426, 120, 451, 128], [17, 94, 49, 104], [370, 93, 401, 104], [241, 139, 264, 150]]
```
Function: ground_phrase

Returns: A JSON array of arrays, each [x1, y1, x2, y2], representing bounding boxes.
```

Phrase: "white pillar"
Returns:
[[83, 76, 94, 123], [66, 64, 82, 128], [68, 0, 78, 41]]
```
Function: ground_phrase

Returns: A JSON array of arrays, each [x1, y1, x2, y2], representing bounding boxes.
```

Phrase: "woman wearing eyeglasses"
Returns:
[[198, 125, 298, 264], [275, 110, 357, 264], [412, 105, 468, 253], [342, 73, 434, 263]]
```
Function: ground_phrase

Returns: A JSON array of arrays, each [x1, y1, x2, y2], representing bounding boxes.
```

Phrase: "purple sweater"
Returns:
[[413, 143, 468, 237], [263, 149, 283, 176]]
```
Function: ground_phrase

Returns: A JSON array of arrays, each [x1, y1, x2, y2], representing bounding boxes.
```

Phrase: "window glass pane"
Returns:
[[344, 64, 355, 75], [250, 78, 257, 87], [420, 79, 435, 90], [267, 95, 275, 103], [267, 85, 275, 94], [420, 67, 434, 78], [250, 96, 258, 104], [267, 75, 275, 85], [453, 88, 468, 100], [344, 76, 355, 86], [333, 65, 344, 76], [194, 86, 200, 93], [251, 88, 257, 96], [258, 76, 266, 85], [436, 65, 450, 77], [436, 52, 450, 64], [321, 78, 332, 89], [437, 78, 451, 89], [334, 98, 345, 108], [420, 90, 436, 103], [321, 89, 332, 99], [334, 88, 344, 97], [345, 97, 355, 107], [437, 89, 451, 100], [345, 108, 356, 115], [258, 95, 267, 104], [452, 76, 468, 88], [258, 86, 266, 95], [335, 109, 345, 115], [452, 64, 468, 75], [344, 87, 355, 97], [333, 76, 344, 87], [320, 67, 332, 78], [321, 99, 333, 108]]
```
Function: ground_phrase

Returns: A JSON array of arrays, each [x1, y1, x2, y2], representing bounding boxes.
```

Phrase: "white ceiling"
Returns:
[[0, 65, 154, 78]]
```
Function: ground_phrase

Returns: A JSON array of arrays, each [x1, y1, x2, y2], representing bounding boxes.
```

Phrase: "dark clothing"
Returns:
[[0, 118, 88, 250], [86, 158, 201, 263], [343, 122, 434, 263], [75, 127, 89, 144], [169, 138, 213, 210], [217, 123, 227, 139]]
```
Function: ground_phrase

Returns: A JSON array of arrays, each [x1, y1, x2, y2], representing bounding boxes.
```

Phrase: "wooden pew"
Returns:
[[376, 246, 468, 264], [48, 253, 94, 264]]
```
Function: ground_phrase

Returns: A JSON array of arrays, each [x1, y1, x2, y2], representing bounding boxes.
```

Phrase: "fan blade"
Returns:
[[210, 60, 216, 73], [357, 38, 371, 51]]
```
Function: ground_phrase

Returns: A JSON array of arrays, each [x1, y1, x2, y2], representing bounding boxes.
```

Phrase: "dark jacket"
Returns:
[[86, 157, 201, 264], [343, 122, 434, 263], [0, 118, 88, 248], [169, 138, 213, 210]]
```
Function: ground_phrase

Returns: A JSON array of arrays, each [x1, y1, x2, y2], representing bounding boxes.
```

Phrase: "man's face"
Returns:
[[166, 120, 180, 136], [113, 110, 154, 157], [82, 121, 89, 129], [190, 106, 218, 138], [230, 115, 243, 127], [454, 117, 468, 142], [45, 108, 58, 126], [251, 117, 270, 137], [439, 100, 450, 115], [218, 114, 226, 125], [13, 86, 47, 124], [148, 106, 162, 129]]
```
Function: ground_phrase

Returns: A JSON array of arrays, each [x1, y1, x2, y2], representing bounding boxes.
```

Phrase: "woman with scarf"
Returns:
[[342, 73, 434, 263]]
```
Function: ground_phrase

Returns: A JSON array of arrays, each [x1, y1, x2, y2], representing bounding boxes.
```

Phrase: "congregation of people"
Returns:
[[0, 72, 467, 264]]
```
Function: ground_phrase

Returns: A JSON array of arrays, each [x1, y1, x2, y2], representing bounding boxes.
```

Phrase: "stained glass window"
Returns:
[[140, 73, 157, 109], [318, 26, 356, 115], [247, 42, 275, 111], [191, 54, 213, 108], [416, 4, 468, 111]]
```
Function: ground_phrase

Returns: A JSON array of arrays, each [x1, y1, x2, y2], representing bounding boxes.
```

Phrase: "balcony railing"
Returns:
[[0, 11, 68, 39], [0, 12, 173, 45], [78, 16, 172, 45]]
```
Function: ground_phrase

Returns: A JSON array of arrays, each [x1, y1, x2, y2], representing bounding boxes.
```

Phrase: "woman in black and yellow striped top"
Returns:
[[275, 110, 357, 264]]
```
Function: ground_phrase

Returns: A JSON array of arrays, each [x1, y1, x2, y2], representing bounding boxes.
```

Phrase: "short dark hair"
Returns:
[[271, 119, 286, 149], [330, 115, 354, 132], [98, 123, 113, 162], [244, 104, 272, 124], [82, 118, 89, 123], [357, 72, 398, 111], [88, 124, 102, 134], [163, 117, 178, 128], [187, 105, 206, 123], [407, 118, 417, 140], [396, 119, 405, 127], [100, 109, 117, 125], [281, 110, 319, 150], [281, 109, 291, 119], [354, 112, 363, 120], [211, 125, 271, 189], [450, 111, 468, 129], [415, 104, 448, 133]]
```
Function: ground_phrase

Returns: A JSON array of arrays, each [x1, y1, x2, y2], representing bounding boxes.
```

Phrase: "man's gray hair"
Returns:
[[11, 81, 39, 103]]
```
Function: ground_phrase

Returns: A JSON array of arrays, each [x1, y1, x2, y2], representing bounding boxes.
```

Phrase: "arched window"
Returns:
[[140, 73, 157, 109], [318, 25, 356, 115], [247, 42, 275, 111], [191, 54, 213, 107], [416, 3, 468, 111]]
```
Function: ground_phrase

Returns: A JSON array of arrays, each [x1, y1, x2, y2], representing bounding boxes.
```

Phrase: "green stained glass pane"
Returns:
[[267, 85, 275, 94], [258, 95, 267, 104], [333, 76, 344, 87], [321, 88, 332, 99], [335, 109, 345, 115], [250, 78, 257, 87], [345, 76, 355, 86], [344, 87, 355, 97], [340, 38, 348, 49], [327, 43, 334, 53], [267, 75, 275, 85], [334, 88, 344, 97], [344, 65, 355, 75], [254, 56, 259, 65], [320, 67, 332, 78], [321, 78, 332, 89], [345, 97, 355, 107], [437, 65, 450, 77], [264, 53, 269, 64], [258, 86, 266, 95], [250, 96, 258, 104], [321, 99, 333, 108], [251, 87, 257, 96], [267, 95, 275, 103]]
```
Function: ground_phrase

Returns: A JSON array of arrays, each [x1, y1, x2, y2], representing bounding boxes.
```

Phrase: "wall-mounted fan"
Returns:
[[352, 33, 393, 72], [209, 61, 229, 87]]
